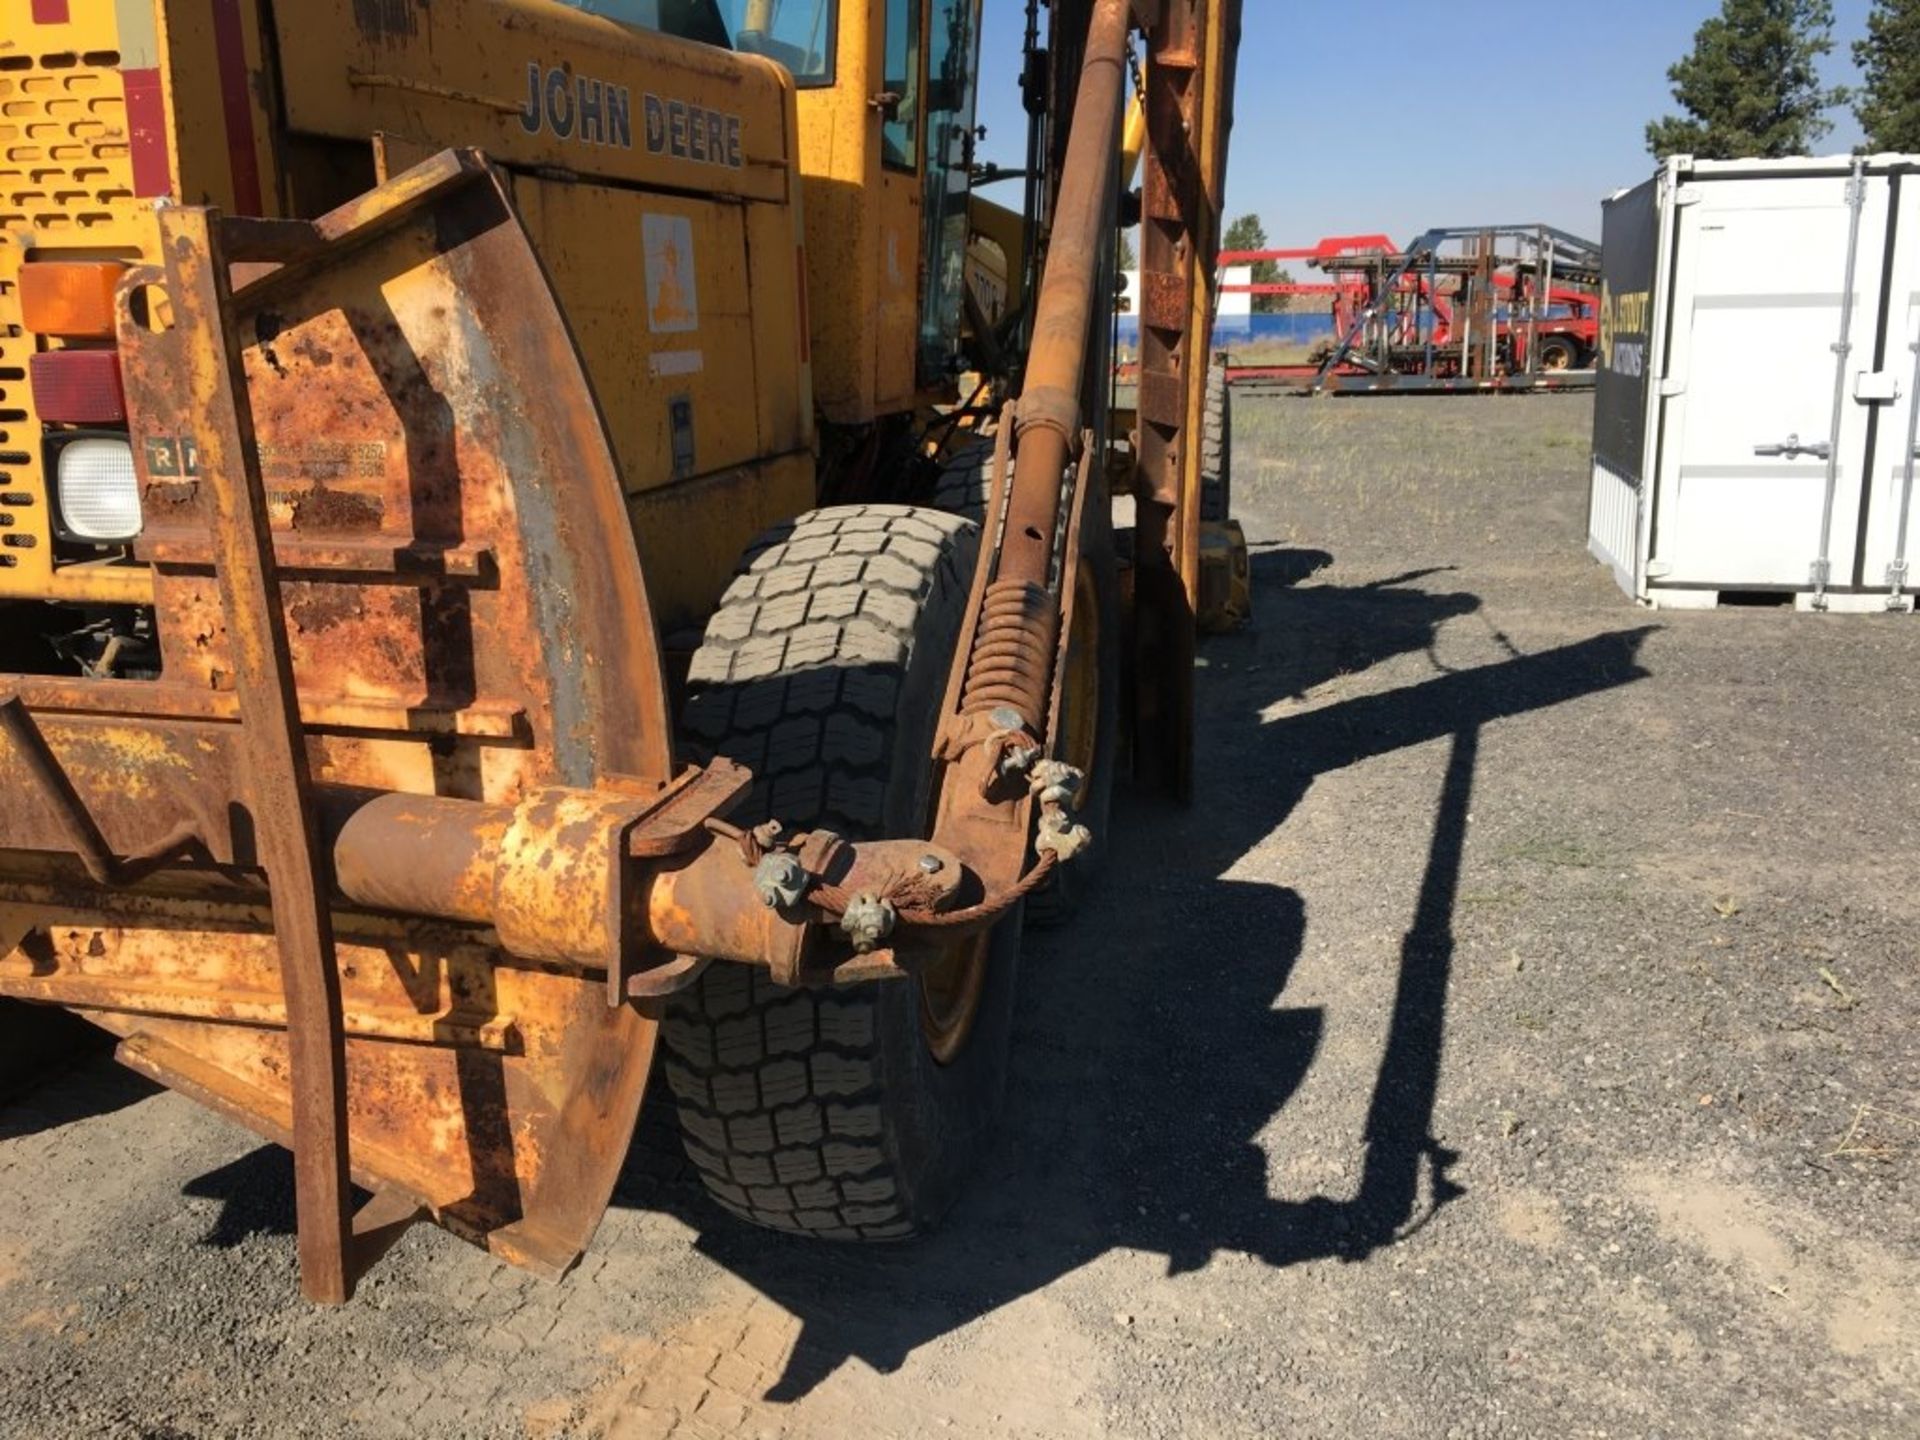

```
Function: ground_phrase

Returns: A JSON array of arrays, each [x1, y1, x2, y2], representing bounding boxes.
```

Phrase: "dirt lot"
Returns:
[[3, 393, 1916, 1439]]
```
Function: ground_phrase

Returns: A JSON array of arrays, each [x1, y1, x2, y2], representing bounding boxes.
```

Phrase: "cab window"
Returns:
[[881, 0, 920, 170], [918, 0, 977, 379], [555, 1, 733, 49], [556, 2, 837, 87], [716, 0, 838, 87]]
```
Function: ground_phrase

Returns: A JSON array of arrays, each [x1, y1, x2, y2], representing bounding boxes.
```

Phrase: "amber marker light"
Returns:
[[18, 260, 128, 339]]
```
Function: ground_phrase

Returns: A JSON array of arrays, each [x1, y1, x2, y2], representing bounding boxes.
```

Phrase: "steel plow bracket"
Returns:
[[0, 150, 693, 1298], [0, 150, 1051, 1301]]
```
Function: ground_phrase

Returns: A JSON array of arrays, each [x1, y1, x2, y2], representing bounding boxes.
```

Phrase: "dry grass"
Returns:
[[1827, 1103, 1920, 1163]]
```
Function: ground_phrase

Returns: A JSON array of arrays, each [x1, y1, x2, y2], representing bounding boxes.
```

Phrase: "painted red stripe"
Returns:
[[30, 0, 71, 23], [209, 0, 264, 215], [122, 67, 173, 199]]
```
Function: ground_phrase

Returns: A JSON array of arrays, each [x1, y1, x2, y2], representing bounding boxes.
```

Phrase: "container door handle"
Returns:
[[1753, 434, 1831, 460]]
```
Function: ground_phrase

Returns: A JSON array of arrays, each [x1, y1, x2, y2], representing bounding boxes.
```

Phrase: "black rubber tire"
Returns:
[[1201, 361, 1232, 523], [929, 441, 1118, 928], [661, 505, 1023, 1239], [1536, 334, 1579, 372], [931, 439, 994, 518]]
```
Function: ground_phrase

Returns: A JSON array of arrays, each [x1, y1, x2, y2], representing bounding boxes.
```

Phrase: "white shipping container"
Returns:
[[1587, 154, 1920, 612]]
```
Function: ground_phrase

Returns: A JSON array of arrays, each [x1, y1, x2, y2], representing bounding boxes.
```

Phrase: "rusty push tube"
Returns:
[[1001, 0, 1132, 598], [327, 789, 793, 969], [324, 787, 965, 978]]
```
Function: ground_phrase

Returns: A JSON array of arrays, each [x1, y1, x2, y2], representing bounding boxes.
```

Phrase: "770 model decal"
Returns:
[[519, 62, 743, 169]]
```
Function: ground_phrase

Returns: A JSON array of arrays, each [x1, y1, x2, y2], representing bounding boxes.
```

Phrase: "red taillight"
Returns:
[[29, 350, 127, 425]]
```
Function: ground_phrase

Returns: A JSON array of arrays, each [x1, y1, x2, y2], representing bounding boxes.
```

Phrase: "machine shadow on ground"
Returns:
[[165, 550, 1656, 1401], [627, 550, 1658, 1401], [0, 1040, 155, 1145]]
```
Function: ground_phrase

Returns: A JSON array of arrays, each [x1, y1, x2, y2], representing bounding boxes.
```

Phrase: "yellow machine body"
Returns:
[[0, 0, 994, 631]]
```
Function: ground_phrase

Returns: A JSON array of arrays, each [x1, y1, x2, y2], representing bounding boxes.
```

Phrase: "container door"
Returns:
[[1859, 174, 1920, 592], [1589, 174, 1663, 595], [1652, 172, 1891, 588]]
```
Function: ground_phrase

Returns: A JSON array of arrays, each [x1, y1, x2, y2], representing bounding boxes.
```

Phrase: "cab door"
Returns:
[[874, 0, 925, 410], [917, 0, 982, 385]]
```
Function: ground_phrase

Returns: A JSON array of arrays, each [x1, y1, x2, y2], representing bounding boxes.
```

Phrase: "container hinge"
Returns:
[[1754, 434, 1831, 460], [1808, 157, 1871, 617], [1658, 377, 1687, 398], [1808, 555, 1833, 609], [1892, 338, 1920, 609], [1673, 185, 1704, 207]]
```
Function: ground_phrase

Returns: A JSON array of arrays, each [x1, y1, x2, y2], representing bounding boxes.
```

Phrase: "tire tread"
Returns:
[[663, 506, 978, 1237]]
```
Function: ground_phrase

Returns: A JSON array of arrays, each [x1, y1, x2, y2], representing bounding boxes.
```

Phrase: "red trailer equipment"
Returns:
[[1221, 225, 1602, 394]]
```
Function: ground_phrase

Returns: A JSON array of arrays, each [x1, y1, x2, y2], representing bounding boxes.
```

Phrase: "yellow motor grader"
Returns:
[[0, 0, 1241, 1301]]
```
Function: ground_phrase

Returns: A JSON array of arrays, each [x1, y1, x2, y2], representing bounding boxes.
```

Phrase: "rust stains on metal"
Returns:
[[929, 3, 1133, 924], [959, 578, 1059, 732], [320, 772, 968, 988], [0, 697, 146, 887], [285, 585, 368, 636], [325, 788, 507, 925], [290, 485, 386, 533], [998, 0, 1131, 610], [147, 204, 359, 1304], [1130, 0, 1241, 799], [0, 154, 700, 1294]]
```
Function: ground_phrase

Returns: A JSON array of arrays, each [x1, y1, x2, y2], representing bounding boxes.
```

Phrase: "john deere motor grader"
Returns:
[[0, 0, 1241, 1301]]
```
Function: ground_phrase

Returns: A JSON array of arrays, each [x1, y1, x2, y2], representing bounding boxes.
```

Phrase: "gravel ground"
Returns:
[[3, 392, 1916, 1439]]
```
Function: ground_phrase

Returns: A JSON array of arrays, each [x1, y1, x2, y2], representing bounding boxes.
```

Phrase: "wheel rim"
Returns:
[[1056, 561, 1103, 780], [919, 931, 991, 1065], [1541, 344, 1571, 371]]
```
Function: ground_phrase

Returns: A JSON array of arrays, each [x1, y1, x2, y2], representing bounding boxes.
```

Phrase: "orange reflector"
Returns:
[[19, 261, 127, 338]]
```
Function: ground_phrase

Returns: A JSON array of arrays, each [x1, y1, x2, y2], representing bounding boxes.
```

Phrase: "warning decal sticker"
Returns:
[[644, 213, 700, 335]]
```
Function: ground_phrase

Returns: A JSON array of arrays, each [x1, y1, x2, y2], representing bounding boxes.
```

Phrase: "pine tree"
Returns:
[[1645, 0, 1845, 160], [1222, 213, 1266, 254], [1223, 213, 1285, 315], [1854, 0, 1920, 152]]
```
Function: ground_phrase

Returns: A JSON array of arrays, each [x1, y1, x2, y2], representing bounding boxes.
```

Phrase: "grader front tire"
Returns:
[[661, 506, 1022, 1239], [1201, 361, 1233, 523]]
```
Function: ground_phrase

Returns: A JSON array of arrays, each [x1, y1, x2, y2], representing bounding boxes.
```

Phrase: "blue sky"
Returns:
[[974, 0, 1876, 249]]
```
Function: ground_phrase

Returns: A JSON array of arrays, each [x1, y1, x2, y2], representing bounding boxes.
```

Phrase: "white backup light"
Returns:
[[54, 437, 141, 543]]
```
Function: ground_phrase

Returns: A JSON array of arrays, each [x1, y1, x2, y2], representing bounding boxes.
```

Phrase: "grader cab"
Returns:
[[0, 0, 1242, 1301]]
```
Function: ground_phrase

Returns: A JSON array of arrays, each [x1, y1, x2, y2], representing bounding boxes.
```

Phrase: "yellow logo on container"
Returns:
[[1599, 282, 1650, 375]]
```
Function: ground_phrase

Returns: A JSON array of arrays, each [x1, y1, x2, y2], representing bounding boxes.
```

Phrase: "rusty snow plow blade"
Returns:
[[0, 151, 959, 1301]]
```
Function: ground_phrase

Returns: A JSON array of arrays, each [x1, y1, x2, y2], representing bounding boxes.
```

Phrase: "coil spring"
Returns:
[[959, 579, 1059, 730]]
